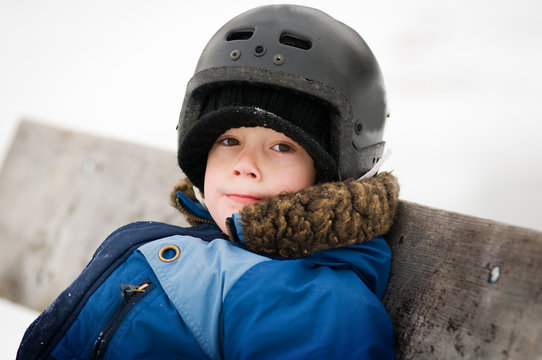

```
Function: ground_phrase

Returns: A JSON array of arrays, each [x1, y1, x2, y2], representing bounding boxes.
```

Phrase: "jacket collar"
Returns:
[[171, 172, 399, 259]]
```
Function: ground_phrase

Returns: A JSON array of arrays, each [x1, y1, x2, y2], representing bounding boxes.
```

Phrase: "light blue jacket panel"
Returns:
[[140, 233, 394, 359], [139, 235, 270, 360]]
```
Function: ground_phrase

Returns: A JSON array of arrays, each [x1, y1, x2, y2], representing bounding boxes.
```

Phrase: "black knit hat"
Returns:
[[178, 85, 337, 190]]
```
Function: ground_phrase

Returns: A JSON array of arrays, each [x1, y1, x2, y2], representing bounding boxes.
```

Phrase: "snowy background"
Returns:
[[1, 0, 541, 357]]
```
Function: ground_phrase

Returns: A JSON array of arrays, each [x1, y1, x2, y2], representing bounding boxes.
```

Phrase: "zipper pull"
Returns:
[[121, 283, 149, 294]]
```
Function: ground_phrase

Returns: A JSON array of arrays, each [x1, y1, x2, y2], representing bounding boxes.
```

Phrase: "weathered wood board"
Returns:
[[383, 201, 542, 359], [0, 120, 188, 310]]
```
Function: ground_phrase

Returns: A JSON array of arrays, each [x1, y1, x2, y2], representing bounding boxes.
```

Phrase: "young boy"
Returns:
[[18, 4, 399, 359]]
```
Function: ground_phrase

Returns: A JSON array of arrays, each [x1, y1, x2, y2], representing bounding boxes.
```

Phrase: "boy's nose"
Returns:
[[233, 151, 261, 180]]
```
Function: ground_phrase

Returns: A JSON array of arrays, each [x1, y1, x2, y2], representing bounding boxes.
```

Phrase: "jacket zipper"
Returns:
[[91, 279, 156, 359], [225, 217, 239, 243]]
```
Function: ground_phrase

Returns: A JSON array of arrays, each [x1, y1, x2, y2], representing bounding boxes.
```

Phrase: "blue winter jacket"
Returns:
[[18, 197, 395, 359]]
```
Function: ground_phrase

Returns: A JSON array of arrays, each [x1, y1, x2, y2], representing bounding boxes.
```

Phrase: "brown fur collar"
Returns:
[[171, 172, 399, 258]]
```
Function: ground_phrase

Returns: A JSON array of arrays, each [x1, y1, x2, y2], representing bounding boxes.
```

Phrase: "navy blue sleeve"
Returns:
[[222, 258, 395, 360]]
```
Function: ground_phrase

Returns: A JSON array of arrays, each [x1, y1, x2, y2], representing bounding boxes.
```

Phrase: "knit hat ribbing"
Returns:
[[202, 86, 330, 151], [178, 85, 337, 191]]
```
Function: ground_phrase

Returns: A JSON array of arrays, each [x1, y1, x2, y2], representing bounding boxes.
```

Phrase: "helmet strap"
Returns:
[[358, 149, 392, 181]]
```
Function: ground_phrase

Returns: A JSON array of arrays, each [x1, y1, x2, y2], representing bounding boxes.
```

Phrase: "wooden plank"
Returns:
[[0, 120, 188, 310], [383, 200, 542, 359]]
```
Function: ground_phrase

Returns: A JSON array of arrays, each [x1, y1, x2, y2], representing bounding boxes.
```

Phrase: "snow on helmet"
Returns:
[[177, 4, 387, 190]]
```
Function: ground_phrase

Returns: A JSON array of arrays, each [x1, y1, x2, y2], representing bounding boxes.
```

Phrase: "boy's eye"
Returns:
[[271, 143, 293, 152], [220, 138, 240, 146]]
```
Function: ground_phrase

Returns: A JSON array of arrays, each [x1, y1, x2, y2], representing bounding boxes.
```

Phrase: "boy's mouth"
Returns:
[[226, 194, 262, 204]]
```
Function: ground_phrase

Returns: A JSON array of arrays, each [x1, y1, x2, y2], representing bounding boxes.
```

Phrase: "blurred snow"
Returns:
[[1, 0, 541, 352], [0, 298, 39, 358]]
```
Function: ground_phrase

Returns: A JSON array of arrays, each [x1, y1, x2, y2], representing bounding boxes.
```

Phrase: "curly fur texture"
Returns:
[[171, 172, 399, 258], [240, 172, 399, 257]]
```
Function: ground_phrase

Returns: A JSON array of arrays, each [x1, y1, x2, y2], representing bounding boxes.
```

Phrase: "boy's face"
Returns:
[[204, 126, 316, 233]]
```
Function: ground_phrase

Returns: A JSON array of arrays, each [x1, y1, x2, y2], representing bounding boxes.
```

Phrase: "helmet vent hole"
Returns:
[[226, 29, 255, 41], [355, 122, 363, 134], [253, 45, 266, 56], [279, 33, 312, 50]]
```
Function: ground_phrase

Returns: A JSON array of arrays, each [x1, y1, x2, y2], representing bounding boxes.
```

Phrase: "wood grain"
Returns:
[[384, 201, 542, 359]]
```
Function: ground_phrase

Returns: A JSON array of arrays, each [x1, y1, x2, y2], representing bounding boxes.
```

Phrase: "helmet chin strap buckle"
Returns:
[[358, 149, 392, 181]]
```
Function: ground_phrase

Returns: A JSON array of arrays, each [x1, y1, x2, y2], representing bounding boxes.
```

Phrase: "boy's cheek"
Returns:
[[273, 174, 314, 195]]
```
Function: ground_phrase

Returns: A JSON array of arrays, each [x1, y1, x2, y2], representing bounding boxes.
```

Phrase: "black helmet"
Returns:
[[177, 4, 387, 190]]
